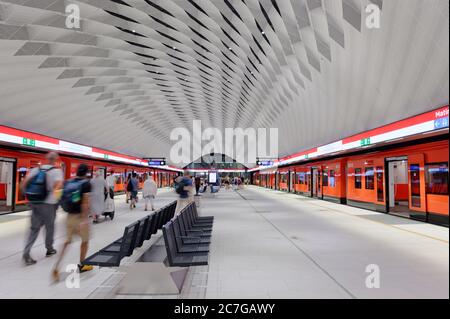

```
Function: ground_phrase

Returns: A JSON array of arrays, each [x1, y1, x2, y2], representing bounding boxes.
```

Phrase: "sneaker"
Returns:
[[78, 264, 94, 273], [46, 249, 57, 257], [23, 255, 37, 266]]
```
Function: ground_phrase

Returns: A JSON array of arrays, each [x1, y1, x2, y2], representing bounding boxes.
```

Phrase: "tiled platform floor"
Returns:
[[0, 186, 448, 299]]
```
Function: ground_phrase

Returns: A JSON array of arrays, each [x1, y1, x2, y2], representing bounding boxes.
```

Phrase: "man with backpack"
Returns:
[[174, 172, 193, 215], [52, 163, 93, 281], [128, 172, 139, 210], [21, 152, 63, 266]]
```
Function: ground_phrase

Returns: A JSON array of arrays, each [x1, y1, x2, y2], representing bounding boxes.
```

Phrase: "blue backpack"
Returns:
[[61, 179, 86, 213], [175, 179, 186, 194], [25, 167, 54, 204]]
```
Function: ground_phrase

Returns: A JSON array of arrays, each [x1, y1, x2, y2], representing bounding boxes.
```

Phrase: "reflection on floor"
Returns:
[[389, 202, 427, 221]]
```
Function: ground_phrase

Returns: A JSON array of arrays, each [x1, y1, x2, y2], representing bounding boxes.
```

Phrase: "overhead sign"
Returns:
[[148, 160, 166, 166], [257, 161, 274, 166]]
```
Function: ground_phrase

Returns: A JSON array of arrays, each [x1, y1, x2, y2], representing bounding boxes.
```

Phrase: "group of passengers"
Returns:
[[20, 151, 158, 283], [222, 176, 245, 190], [124, 172, 158, 211]]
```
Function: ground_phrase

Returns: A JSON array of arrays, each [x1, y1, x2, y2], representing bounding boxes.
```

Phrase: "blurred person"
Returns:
[[104, 171, 116, 217], [195, 176, 201, 196], [90, 169, 107, 223], [143, 174, 157, 211], [237, 177, 243, 190], [21, 152, 63, 266], [129, 172, 139, 210], [125, 173, 132, 203], [224, 176, 230, 190], [106, 171, 116, 192], [52, 164, 93, 282], [174, 172, 193, 215]]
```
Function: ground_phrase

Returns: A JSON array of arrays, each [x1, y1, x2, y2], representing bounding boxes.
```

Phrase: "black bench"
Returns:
[[189, 203, 214, 223], [163, 221, 209, 267], [162, 202, 214, 267], [82, 201, 177, 268], [173, 217, 211, 245], [82, 220, 140, 267]]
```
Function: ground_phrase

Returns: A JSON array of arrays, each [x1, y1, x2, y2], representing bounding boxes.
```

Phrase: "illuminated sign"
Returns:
[[148, 161, 166, 166], [209, 172, 217, 184], [22, 138, 36, 147], [257, 161, 274, 166], [360, 138, 371, 146], [434, 117, 449, 129]]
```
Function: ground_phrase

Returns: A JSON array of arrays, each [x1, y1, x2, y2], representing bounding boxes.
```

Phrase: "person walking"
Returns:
[[21, 152, 64, 266], [52, 164, 93, 282], [129, 172, 139, 210], [143, 174, 157, 211], [174, 172, 193, 215], [125, 173, 132, 203], [90, 169, 107, 223], [195, 176, 201, 196]]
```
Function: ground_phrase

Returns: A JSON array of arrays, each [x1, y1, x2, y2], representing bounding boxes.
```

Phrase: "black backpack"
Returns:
[[60, 179, 87, 213], [25, 167, 54, 204], [126, 179, 133, 192]]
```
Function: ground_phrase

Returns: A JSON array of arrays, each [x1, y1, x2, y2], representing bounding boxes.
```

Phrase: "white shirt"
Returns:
[[106, 175, 116, 188], [143, 179, 157, 198]]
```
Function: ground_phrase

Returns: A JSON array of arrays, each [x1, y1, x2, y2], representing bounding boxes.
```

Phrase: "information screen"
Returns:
[[208, 172, 217, 184]]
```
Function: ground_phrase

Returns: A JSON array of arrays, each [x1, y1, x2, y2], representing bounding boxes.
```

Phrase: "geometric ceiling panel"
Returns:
[[0, 0, 448, 166]]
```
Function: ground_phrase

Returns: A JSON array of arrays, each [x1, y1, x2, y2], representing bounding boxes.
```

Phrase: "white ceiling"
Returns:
[[0, 0, 448, 166]]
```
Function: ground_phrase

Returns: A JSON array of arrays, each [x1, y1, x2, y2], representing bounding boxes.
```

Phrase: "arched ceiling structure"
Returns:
[[0, 0, 448, 166]]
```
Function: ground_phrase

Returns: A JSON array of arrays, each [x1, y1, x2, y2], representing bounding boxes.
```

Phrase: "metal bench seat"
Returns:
[[163, 222, 209, 267]]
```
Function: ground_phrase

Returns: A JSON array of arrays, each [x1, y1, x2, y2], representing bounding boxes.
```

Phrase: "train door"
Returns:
[[311, 168, 317, 197], [386, 158, 409, 217], [408, 154, 427, 221], [311, 168, 322, 199], [274, 173, 278, 190], [385, 156, 426, 221], [289, 171, 295, 193], [0, 158, 16, 214]]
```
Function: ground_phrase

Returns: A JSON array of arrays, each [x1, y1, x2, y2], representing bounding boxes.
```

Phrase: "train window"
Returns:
[[355, 168, 362, 189], [17, 167, 28, 201], [425, 163, 449, 195], [322, 170, 328, 187], [329, 170, 336, 187], [410, 164, 421, 207], [365, 167, 374, 190], [376, 166, 384, 202]]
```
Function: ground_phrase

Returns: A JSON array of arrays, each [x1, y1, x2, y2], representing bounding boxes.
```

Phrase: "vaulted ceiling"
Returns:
[[0, 0, 448, 166]]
